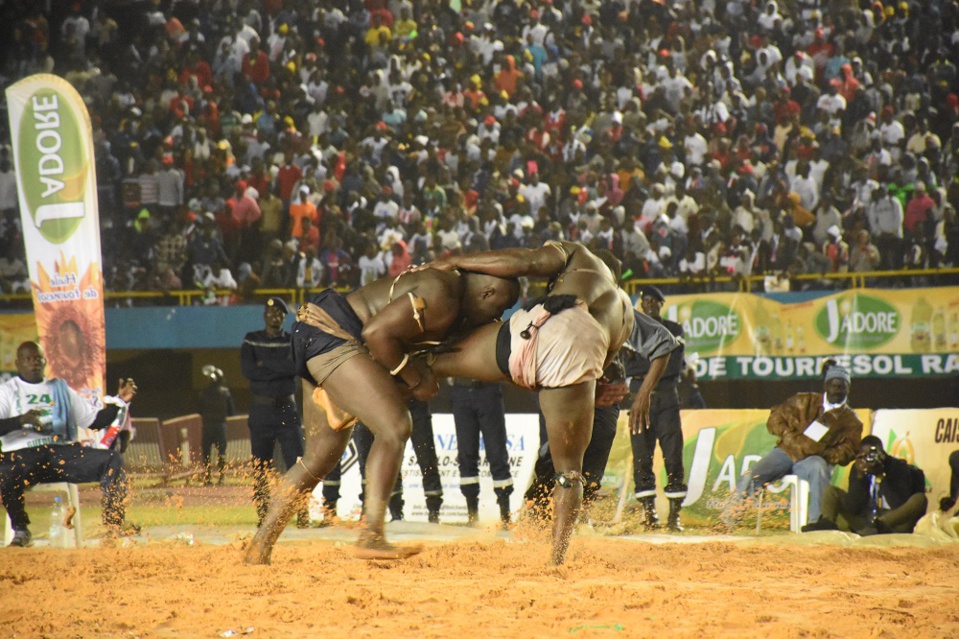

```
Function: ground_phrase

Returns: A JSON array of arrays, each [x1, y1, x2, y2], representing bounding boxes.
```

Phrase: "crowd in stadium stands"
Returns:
[[2, 0, 959, 305]]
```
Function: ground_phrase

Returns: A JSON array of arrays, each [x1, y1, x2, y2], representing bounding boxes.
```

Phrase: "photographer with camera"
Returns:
[[804, 435, 927, 535]]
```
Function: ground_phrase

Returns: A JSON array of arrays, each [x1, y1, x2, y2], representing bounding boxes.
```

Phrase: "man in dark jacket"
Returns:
[[722, 365, 863, 528], [240, 296, 304, 526], [198, 365, 235, 486], [804, 435, 927, 535]]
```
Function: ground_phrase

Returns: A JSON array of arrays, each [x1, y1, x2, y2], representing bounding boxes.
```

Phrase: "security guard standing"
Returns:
[[240, 296, 306, 526], [627, 286, 688, 532], [450, 379, 513, 526]]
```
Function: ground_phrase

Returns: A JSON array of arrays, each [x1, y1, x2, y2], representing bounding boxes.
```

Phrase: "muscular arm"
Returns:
[[88, 405, 122, 430], [629, 354, 669, 434], [433, 242, 567, 279], [361, 276, 460, 392], [0, 411, 44, 436]]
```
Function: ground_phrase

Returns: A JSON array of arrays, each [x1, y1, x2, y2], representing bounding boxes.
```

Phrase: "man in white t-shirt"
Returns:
[[519, 172, 551, 216], [0, 342, 139, 546]]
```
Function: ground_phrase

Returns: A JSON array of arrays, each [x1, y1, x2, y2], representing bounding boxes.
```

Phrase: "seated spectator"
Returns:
[[804, 436, 928, 535], [5, 0, 959, 305], [722, 366, 863, 529], [0, 342, 139, 546]]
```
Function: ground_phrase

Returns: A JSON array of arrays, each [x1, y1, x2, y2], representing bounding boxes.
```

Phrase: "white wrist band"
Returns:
[[390, 354, 410, 376]]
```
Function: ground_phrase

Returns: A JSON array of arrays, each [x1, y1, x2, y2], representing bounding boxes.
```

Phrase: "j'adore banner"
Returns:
[[6, 74, 106, 407], [310, 413, 540, 524], [655, 288, 959, 380], [603, 409, 874, 527]]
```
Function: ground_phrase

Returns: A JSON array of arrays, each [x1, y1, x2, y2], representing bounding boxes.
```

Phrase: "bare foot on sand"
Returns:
[[243, 542, 273, 565], [353, 531, 423, 560]]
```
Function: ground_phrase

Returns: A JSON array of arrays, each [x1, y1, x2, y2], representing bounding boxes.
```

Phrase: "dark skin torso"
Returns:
[[345, 269, 465, 344]]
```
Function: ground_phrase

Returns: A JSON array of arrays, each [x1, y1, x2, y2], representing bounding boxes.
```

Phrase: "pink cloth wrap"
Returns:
[[507, 300, 609, 390]]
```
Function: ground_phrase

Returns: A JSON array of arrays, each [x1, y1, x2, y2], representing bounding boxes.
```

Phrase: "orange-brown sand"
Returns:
[[2, 535, 957, 638]]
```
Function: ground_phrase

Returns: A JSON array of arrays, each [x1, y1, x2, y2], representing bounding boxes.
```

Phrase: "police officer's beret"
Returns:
[[641, 286, 665, 303], [265, 296, 290, 313]]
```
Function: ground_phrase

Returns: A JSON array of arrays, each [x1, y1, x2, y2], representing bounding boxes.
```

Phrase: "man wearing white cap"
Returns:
[[722, 365, 862, 529]]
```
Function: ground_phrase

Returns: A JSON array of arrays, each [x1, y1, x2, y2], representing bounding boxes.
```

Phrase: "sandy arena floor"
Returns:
[[2, 486, 958, 639], [2, 524, 959, 638]]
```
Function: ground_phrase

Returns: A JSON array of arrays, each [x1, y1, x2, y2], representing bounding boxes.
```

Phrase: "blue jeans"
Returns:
[[730, 447, 832, 523]]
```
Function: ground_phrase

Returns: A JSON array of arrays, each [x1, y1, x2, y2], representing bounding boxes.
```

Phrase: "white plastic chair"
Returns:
[[755, 474, 810, 534], [3, 483, 83, 547]]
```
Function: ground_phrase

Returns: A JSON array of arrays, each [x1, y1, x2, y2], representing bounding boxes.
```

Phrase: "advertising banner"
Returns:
[[656, 288, 959, 381], [869, 409, 959, 507], [312, 413, 540, 524], [0, 313, 41, 377], [604, 408, 874, 527], [6, 74, 106, 413]]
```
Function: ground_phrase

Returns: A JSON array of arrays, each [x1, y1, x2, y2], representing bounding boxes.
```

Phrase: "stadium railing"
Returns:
[[1, 268, 957, 307]]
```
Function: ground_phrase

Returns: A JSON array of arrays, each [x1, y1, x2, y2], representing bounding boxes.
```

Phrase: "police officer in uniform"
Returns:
[[450, 378, 513, 526], [627, 286, 688, 532], [240, 296, 306, 526]]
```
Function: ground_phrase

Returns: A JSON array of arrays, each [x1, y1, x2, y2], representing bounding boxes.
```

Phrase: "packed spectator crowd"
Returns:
[[2, 0, 959, 304]]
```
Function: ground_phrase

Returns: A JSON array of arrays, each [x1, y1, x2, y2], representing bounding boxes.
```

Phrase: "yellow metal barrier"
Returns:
[[1, 268, 958, 307], [621, 267, 959, 296]]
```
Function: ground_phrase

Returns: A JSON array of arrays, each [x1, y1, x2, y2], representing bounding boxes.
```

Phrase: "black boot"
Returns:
[[498, 495, 511, 528], [667, 498, 684, 533], [426, 496, 442, 524], [640, 496, 660, 530], [388, 494, 404, 521], [466, 495, 479, 526]]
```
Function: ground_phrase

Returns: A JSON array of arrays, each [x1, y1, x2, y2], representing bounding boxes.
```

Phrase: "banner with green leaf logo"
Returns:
[[653, 288, 959, 380], [6, 74, 106, 420]]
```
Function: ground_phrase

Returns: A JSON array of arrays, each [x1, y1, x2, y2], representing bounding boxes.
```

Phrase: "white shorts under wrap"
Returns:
[[507, 300, 609, 390]]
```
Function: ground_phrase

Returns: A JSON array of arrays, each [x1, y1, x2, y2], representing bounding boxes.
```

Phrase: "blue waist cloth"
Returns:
[[292, 288, 365, 384]]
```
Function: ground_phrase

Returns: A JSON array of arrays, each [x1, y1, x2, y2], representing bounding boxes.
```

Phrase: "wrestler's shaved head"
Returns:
[[462, 273, 520, 326]]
